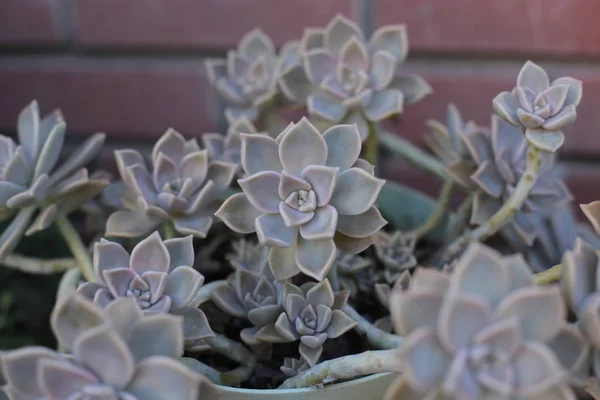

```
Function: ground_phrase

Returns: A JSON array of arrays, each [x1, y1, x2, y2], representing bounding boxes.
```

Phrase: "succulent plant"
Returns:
[[469, 115, 572, 245], [281, 357, 309, 377], [373, 271, 411, 333], [386, 243, 588, 400], [205, 29, 279, 123], [211, 268, 283, 345], [254, 279, 356, 366], [202, 117, 267, 177], [76, 232, 214, 351], [493, 61, 582, 152], [373, 230, 417, 284], [334, 251, 373, 297], [215, 118, 387, 281], [279, 15, 431, 140], [106, 128, 236, 238], [0, 101, 107, 260], [1, 293, 214, 400], [424, 103, 482, 189], [226, 238, 269, 274]]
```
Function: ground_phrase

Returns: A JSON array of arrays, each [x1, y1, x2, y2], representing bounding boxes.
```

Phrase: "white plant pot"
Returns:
[[208, 373, 397, 400]]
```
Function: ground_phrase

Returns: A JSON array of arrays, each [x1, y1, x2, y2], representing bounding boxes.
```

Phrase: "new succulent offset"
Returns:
[[216, 117, 387, 281], [106, 128, 236, 238], [279, 15, 431, 140], [373, 230, 417, 283], [76, 232, 214, 350], [1, 293, 214, 399]]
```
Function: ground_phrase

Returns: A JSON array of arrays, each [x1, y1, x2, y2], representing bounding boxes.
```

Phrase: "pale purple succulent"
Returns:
[[0, 101, 107, 260], [1, 293, 214, 400], [279, 15, 431, 140], [211, 268, 283, 346], [77, 232, 214, 351], [493, 61, 582, 152], [373, 271, 411, 333], [205, 29, 279, 123], [335, 251, 373, 297], [254, 279, 357, 366], [106, 128, 236, 238], [469, 115, 572, 245], [424, 103, 482, 189], [226, 238, 269, 274], [373, 230, 417, 284], [216, 118, 387, 281], [281, 357, 309, 378], [386, 243, 588, 400], [202, 117, 267, 177]]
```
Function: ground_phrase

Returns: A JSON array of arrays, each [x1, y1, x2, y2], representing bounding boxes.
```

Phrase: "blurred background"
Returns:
[[1, 0, 599, 204]]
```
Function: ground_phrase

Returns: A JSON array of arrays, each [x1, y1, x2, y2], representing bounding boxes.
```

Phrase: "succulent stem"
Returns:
[[445, 194, 474, 242], [180, 357, 254, 387], [407, 179, 454, 239], [343, 304, 403, 349], [2, 253, 77, 274], [534, 264, 562, 285], [279, 349, 401, 389], [439, 144, 543, 263], [162, 221, 176, 240], [55, 216, 96, 283], [378, 128, 446, 179], [364, 120, 379, 167], [205, 334, 257, 368]]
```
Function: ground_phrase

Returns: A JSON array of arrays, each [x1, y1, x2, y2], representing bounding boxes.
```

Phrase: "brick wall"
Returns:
[[1, 0, 599, 206]]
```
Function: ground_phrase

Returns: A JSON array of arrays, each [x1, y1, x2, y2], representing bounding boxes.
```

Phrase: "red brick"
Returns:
[[73, 0, 355, 49], [377, 0, 600, 57], [0, 0, 64, 46], [0, 64, 216, 139]]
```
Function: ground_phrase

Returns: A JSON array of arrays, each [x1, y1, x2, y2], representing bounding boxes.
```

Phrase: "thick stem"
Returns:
[[2, 253, 77, 274], [378, 129, 446, 179], [343, 305, 403, 349], [162, 221, 176, 240], [55, 216, 96, 283], [180, 358, 253, 387], [364, 120, 379, 167], [534, 264, 562, 285], [440, 145, 543, 263], [205, 334, 257, 368], [279, 349, 401, 389], [406, 179, 454, 239]]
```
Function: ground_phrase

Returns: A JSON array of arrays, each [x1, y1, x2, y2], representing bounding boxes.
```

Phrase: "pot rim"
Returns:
[[215, 372, 394, 394]]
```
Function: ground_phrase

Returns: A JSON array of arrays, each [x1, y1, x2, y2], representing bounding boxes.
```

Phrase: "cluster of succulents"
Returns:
[[3, 11, 599, 400]]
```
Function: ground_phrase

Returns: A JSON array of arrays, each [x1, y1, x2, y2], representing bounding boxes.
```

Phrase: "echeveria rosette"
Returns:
[[0, 101, 107, 260], [205, 29, 279, 123], [424, 103, 482, 189], [254, 279, 357, 366], [335, 251, 374, 297], [202, 117, 267, 177], [215, 118, 387, 281], [373, 230, 417, 284], [385, 243, 589, 400], [76, 232, 215, 351], [1, 293, 214, 400], [280, 14, 431, 140], [211, 268, 283, 346], [281, 357, 309, 378], [493, 61, 582, 153], [469, 115, 572, 246], [106, 128, 236, 238]]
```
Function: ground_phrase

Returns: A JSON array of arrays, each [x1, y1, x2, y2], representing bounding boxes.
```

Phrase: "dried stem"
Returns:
[[534, 264, 562, 285], [378, 129, 446, 179], [2, 253, 77, 274], [279, 349, 401, 389], [406, 179, 454, 239], [343, 305, 403, 349], [55, 216, 96, 283], [439, 144, 543, 263]]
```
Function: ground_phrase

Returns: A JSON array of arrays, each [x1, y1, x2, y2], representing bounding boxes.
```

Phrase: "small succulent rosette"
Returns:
[[373, 230, 417, 284], [281, 357, 309, 378], [77, 232, 214, 351], [1, 293, 214, 399], [106, 128, 236, 238], [216, 118, 387, 281], [253, 279, 356, 367], [202, 117, 267, 177], [424, 103, 483, 189], [279, 15, 431, 140], [493, 61, 582, 152], [205, 29, 279, 123], [469, 115, 572, 245], [385, 243, 589, 400], [334, 251, 374, 297], [0, 101, 107, 260], [211, 268, 283, 346]]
